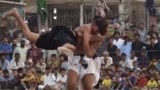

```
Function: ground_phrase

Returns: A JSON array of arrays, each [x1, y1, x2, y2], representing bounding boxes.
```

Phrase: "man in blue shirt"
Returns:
[[0, 37, 12, 61]]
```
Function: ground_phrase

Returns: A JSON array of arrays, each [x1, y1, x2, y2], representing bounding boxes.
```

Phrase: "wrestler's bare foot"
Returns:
[[2, 8, 18, 18], [57, 47, 73, 56]]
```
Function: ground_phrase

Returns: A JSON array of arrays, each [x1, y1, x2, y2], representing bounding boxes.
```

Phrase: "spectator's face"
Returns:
[[109, 38, 113, 44], [15, 54, 20, 60], [121, 55, 126, 60], [0, 55, 6, 61], [20, 41, 25, 47], [141, 73, 145, 78], [54, 69, 59, 74], [59, 56, 64, 62], [131, 51, 135, 57], [30, 43, 35, 48], [103, 54, 108, 59], [151, 27, 156, 31], [60, 71, 66, 76], [115, 72, 120, 77], [12, 39, 18, 45], [2, 37, 8, 44], [4, 72, 9, 78], [134, 35, 139, 40], [46, 69, 51, 74], [115, 33, 120, 39], [139, 24, 144, 30], [140, 51, 145, 56], [13, 70, 18, 76], [110, 65, 115, 71], [105, 75, 110, 79], [27, 70, 33, 76], [150, 38, 155, 44], [51, 56, 56, 61]]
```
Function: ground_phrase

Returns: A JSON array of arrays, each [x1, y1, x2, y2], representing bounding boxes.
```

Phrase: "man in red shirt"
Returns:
[[27, 42, 42, 65], [138, 71, 148, 89]]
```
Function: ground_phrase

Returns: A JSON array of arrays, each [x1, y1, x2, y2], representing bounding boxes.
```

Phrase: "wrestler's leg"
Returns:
[[3, 8, 39, 43], [67, 69, 78, 90], [58, 43, 75, 56], [82, 74, 94, 90]]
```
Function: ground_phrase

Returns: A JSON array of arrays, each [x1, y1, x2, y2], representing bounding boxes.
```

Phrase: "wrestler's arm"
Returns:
[[83, 27, 94, 58], [3, 8, 39, 43]]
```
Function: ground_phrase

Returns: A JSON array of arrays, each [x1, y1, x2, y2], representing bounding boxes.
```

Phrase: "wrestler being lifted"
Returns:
[[3, 8, 107, 57]]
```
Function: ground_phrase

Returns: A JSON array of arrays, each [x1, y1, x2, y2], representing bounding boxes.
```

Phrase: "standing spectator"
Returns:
[[0, 53, 9, 70], [0, 36, 12, 61], [27, 42, 42, 65], [128, 25, 138, 41], [107, 37, 117, 57], [138, 23, 147, 42], [113, 31, 124, 49], [148, 24, 159, 38], [10, 37, 20, 59], [101, 51, 113, 69], [132, 33, 146, 57], [120, 36, 132, 59], [13, 39, 28, 63], [9, 53, 25, 70], [36, 58, 46, 73], [147, 37, 159, 60], [137, 50, 149, 68]]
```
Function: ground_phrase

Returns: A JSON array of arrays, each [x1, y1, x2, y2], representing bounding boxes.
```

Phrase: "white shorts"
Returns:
[[68, 55, 101, 86]]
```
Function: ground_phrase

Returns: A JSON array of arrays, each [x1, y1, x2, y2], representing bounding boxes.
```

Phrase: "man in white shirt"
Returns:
[[9, 53, 25, 70], [13, 39, 28, 63], [119, 53, 132, 69], [59, 68, 67, 90], [113, 32, 124, 49], [127, 51, 138, 69], [101, 51, 113, 68], [38, 67, 56, 90]]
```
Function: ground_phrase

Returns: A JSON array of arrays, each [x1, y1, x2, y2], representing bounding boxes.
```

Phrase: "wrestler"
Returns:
[[3, 8, 107, 57]]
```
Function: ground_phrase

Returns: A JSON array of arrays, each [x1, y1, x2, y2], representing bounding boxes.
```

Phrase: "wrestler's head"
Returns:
[[91, 18, 107, 35]]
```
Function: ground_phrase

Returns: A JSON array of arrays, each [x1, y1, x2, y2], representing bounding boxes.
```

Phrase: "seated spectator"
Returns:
[[119, 53, 133, 69], [49, 54, 59, 68], [117, 74, 129, 90], [0, 69, 14, 89], [59, 68, 67, 90], [127, 70, 138, 89], [101, 51, 113, 69], [30, 70, 43, 90], [21, 68, 34, 90], [24, 58, 33, 71], [9, 53, 25, 70], [0, 53, 9, 70], [147, 76, 158, 89], [39, 67, 56, 89], [36, 58, 46, 73], [138, 71, 148, 90], [101, 73, 112, 90], [149, 57, 158, 67], [112, 71, 122, 89]]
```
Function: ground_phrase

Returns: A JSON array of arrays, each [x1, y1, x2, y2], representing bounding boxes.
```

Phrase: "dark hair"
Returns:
[[15, 53, 20, 56], [114, 31, 120, 36], [121, 53, 126, 57], [94, 18, 108, 35], [123, 36, 129, 40], [150, 37, 156, 40], [46, 67, 51, 70], [3, 69, 9, 73], [93, 15, 102, 21], [0, 53, 6, 57], [51, 54, 56, 57], [18, 68, 23, 73], [60, 68, 66, 72], [134, 33, 140, 37]]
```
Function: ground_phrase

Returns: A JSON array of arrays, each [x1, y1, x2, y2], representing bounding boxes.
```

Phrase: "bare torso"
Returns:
[[72, 24, 104, 54]]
